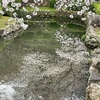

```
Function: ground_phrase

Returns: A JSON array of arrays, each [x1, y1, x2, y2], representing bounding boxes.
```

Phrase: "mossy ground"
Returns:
[[92, 2, 100, 15]]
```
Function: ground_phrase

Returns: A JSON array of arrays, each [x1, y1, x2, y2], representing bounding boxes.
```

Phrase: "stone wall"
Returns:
[[0, 18, 24, 40], [86, 14, 100, 100], [86, 48, 100, 100], [85, 14, 100, 49]]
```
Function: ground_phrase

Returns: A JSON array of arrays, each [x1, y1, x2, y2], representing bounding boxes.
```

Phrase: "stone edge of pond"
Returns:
[[0, 11, 86, 40], [17, 10, 86, 25], [85, 14, 100, 100], [18, 10, 85, 18], [0, 19, 24, 40]]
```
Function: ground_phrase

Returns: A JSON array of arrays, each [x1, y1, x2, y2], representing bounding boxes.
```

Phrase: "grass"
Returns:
[[92, 2, 100, 14], [25, 6, 56, 12], [39, 7, 56, 11], [0, 16, 11, 30], [0, 16, 16, 30]]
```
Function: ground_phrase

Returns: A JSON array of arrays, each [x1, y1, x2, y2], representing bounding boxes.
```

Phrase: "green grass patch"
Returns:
[[26, 6, 56, 12], [92, 2, 100, 14], [39, 7, 56, 11], [0, 16, 16, 30], [0, 16, 11, 30]]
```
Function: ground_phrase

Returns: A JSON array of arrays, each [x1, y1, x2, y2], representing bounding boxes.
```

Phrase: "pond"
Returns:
[[0, 21, 90, 100]]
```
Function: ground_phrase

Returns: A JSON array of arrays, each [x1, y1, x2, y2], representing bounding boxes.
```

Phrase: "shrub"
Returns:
[[81, 34, 87, 41], [15, 0, 22, 3], [91, 3, 100, 15], [50, 0, 56, 8]]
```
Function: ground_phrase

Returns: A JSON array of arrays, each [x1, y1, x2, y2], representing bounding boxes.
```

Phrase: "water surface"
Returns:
[[0, 21, 89, 100]]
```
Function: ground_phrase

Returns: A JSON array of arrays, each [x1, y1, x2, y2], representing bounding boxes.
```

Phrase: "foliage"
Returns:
[[15, 0, 22, 3], [49, 21, 60, 29], [81, 34, 87, 41], [4, 11, 12, 17], [88, 58, 93, 65], [49, 0, 56, 8], [91, 2, 100, 14]]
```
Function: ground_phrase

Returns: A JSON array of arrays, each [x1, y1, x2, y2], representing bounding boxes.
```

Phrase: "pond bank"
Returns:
[[0, 21, 89, 100], [0, 10, 86, 39], [85, 14, 100, 100]]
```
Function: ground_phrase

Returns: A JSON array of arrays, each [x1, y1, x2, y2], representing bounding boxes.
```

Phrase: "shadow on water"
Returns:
[[0, 21, 90, 100]]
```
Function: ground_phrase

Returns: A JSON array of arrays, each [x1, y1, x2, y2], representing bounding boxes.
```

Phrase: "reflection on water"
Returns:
[[0, 84, 15, 100], [0, 22, 89, 100]]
